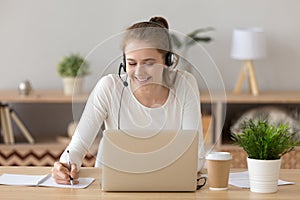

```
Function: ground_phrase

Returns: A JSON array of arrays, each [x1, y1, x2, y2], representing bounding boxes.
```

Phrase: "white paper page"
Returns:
[[0, 173, 47, 186], [39, 176, 95, 189], [229, 171, 295, 188], [0, 173, 95, 188]]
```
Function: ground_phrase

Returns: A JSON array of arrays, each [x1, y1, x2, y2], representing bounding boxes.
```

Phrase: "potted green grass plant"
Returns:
[[231, 118, 298, 193], [57, 53, 89, 95]]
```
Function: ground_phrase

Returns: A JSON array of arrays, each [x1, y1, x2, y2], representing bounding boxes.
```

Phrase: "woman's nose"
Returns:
[[135, 63, 146, 74]]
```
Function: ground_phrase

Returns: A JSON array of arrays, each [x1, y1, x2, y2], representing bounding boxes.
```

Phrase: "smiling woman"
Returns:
[[125, 46, 167, 107], [51, 16, 205, 185]]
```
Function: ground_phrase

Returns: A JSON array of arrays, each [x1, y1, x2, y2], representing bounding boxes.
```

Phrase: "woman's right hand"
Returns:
[[51, 161, 79, 185]]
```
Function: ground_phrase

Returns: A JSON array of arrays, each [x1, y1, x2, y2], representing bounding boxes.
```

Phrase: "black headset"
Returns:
[[118, 21, 174, 87]]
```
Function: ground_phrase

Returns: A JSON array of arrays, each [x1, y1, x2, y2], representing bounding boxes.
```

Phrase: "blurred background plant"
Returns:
[[170, 27, 214, 72], [57, 53, 90, 95], [57, 53, 90, 77], [170, 27, 214, 57]]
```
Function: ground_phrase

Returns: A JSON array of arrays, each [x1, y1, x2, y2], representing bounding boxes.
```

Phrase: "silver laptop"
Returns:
[[100, 129, 199, 191]]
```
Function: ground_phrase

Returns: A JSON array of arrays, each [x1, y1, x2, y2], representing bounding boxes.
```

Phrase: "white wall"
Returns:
[[1, 0, 300, 92]]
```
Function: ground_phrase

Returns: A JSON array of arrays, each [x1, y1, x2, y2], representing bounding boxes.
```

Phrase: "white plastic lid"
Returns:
[[206, 152, 232, 161]]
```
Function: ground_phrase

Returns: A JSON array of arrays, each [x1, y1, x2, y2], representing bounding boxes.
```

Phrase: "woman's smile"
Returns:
[[134, 75, 152, 84]]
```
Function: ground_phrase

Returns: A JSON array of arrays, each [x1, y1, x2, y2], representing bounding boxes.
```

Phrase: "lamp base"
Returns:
[[234, 60, 259, 96]]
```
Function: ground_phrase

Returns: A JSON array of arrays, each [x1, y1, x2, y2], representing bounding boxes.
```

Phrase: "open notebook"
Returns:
[[0, 173, 95, 189]]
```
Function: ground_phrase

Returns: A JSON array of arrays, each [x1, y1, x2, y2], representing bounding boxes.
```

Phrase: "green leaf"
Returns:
[[231, 118, 299, 160], [170, 34, 182, 49], [57, 53, 90, 77], [187, 27, 214, 38], [170, 27, 214, 52]]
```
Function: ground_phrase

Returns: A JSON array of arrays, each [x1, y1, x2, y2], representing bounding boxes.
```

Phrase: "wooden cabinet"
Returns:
[[0, 90, 94, 166], [201, 91, 300, 145], [0, 90, 89, 143], [200, 91, 300, 169], [1, 90, 299, 168]]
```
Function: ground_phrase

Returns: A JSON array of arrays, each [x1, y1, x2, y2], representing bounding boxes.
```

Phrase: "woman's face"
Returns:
[[124, 41, 166, 91]]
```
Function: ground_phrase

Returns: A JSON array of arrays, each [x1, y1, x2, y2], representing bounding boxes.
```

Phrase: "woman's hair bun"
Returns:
[[149, 16, 169, 29]]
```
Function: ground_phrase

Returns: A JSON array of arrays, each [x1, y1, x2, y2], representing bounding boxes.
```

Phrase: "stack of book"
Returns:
[[0, 104, 34, 144]]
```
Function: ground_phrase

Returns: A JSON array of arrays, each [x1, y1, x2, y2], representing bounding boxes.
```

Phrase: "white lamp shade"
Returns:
[[231, 28, 266, 60]]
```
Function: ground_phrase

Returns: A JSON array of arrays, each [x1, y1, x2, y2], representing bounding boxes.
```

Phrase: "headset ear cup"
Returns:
[[165, 52, 173, 66], [122, 54, 126, 72], [122, 62, 126, 72]]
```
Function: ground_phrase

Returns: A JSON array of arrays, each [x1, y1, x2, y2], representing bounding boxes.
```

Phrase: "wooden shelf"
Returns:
[[203, 91, 300, 169], [200, 90, 300, 103], [1, 90, 300, 168], [2, 89, 299, 104], [202, 90, 300, 146], [0, 90, 89, 103], [0, 90, 90, 166]]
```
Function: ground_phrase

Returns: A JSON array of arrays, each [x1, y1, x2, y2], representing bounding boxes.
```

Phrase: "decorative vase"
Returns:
[[62, 77, 83, 96], [247, 157, 281, 193], [18, 80, 32, 96]]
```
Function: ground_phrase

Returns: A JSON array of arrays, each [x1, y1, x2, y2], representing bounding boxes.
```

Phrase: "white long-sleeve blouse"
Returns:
[[60, 69, 205, 171]]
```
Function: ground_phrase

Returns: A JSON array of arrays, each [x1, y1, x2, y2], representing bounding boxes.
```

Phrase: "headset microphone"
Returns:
[[123, 80, 128, 87], [118, 63, 128, 87], [118, 62, 127, 129]]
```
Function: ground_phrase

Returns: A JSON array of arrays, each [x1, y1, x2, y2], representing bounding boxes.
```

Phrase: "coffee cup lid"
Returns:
[[206, 152, 232, 160]]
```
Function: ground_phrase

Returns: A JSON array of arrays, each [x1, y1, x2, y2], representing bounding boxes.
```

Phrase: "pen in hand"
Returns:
[[66, 150, 74, 185]]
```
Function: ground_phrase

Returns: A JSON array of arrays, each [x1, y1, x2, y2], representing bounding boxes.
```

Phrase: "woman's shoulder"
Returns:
[[91, 74, 124, 96], [95, 74, 121, 87]]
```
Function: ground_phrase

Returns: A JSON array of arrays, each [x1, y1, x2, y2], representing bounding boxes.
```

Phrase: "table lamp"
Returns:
[[231, 28, 266, 96]]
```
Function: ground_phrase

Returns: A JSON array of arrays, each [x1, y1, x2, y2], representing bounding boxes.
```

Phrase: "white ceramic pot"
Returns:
[[247, 157, 281, 193], [62, 77, 83, 96]]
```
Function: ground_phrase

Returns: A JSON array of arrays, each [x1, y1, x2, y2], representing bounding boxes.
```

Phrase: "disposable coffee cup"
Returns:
[[206, 152, 232, 190]]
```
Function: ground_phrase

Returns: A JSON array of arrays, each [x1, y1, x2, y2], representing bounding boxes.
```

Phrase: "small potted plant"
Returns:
[[231, 118, 298, 193], [57, 53, 89, 95]]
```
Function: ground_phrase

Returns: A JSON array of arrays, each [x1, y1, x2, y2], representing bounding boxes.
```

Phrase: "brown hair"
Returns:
[[121, 16, 171, 57]]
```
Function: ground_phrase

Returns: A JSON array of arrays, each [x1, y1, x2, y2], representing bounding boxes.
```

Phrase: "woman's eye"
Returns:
[[144, 62, 155, 66], [128, 63, 136, 66]]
